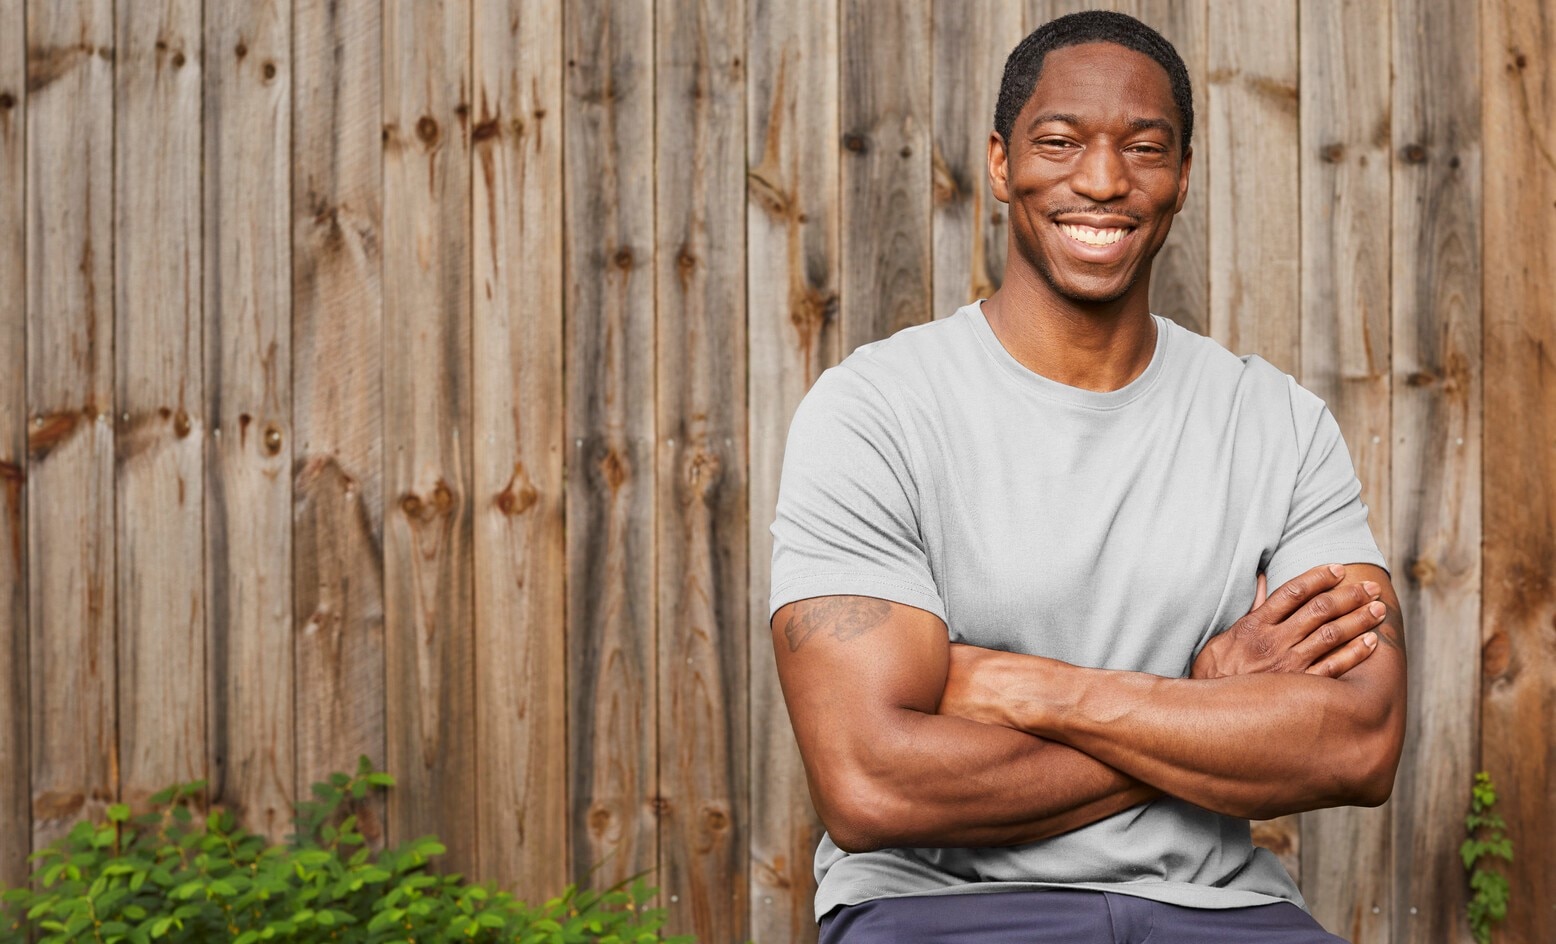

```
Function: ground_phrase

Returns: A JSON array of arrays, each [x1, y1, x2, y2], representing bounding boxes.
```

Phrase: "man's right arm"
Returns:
[[771, 595, 1157, 853]]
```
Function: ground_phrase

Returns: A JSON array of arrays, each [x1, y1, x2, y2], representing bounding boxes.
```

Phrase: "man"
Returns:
[[768, 10, 1406, 944]]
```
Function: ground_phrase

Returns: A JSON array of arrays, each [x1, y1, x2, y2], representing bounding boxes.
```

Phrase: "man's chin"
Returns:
[[1035, 259, 1140, 307]]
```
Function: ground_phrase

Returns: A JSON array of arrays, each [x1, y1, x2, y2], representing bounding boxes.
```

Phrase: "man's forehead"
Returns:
[[1021, 42, 1179, 132]]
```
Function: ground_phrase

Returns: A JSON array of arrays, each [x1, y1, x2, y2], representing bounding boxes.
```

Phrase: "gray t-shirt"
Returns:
[[768, 303, 1388, 919]]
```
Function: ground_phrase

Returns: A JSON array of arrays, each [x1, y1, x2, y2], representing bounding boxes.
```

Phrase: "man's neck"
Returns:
[[980, 265, 1158, 393]]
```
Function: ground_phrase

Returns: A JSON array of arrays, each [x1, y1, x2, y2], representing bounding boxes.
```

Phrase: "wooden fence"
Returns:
[[0, 0, 1551, 941]]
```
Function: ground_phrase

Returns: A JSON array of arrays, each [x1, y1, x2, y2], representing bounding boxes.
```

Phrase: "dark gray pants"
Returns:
[[818, 889, 1350, 944]]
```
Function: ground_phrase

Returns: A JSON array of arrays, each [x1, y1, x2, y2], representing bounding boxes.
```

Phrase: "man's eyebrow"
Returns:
[[1027, 112, 1080, 132], [1128, 116, 1177, 143]]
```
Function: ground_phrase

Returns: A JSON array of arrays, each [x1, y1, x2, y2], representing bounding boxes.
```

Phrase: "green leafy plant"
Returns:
[[1461, 770, 1512, 944], [0, 756, 692, 944]]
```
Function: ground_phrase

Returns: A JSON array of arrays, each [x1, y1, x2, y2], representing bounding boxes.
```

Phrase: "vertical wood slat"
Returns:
[[381, 0, 475, 864], [931, 0, 1020, 317], [1482, 1, 1556, 942], [1207, 0, 1299, 376], [841, 0, 931, 349], [203, 0, 293, 841], [564, 0, 658, 889], [1024, 0, 1116, 30], [0, 0, 26, 887], [1124, 0, 1209, 336], [745, 0, 839, 938], [1296, 1, 1394, 938], [471, 0, 567, 898], [114, 0, 206, 811], [24, 0, 117, 853], [1392, 1, 1482, 941], [291, 0, 387, 847], [655, 0, 747, 938]]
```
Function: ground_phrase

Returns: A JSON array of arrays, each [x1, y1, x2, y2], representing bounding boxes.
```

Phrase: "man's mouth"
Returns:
[[1059, 222, 1131, 247]]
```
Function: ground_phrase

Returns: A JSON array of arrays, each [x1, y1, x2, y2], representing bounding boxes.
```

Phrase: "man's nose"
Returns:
[[1069, 145, 1131, 203]]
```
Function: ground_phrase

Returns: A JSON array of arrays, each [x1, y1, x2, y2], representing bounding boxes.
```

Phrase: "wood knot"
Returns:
[[1408, 556, 1437, 585], [1449, 155, 1461, 169], [597, 447, 629, 490], [898, 145, 912, 158], [842, 132, 867, 153], [613, 247, 634, 270], [173, 409, 192, 438], [262, 423, 283, 456], [1514, 52, 1528, 70], [587, 803, 614, 836], [472, 117, 500, 143], [1400, 143, 1427, 164], [234, 42, 248, 59], [1482, 631, 1511, 679], [1319, 143, 1345, 163], [702, 804, 730, 832], [171, 52, 186, 68], [262, 61, 277, 81], [399, 493, 424, 517], [533, 107, 547, 119], [1405, 370, 1437, 387], [0, 91, 15, 110], [681, 447, 723, 499], [416, 115, 440, 146], [32, 790, 85, 821], [28, 411, 82, 459], [431, 480, 455, 512], [651, 795, 672, 815], [495, 462, 539, 516], [676, 246, 697, 285]]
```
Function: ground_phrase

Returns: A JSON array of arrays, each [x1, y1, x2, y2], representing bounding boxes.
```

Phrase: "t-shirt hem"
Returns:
[[769, 574, 947, 624], [816, 879, 1303, 923], [1265, 543, 1390, 592]]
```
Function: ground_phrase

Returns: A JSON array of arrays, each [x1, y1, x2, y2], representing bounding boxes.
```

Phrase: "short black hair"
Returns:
[[994, 10, 1194, 155]]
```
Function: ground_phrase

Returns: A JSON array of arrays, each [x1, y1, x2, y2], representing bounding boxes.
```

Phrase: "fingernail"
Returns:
[[1363, 632, 1378, 647], [1369, 602, 1386, 618], [1329, 564, 1344, 577], [1363, 581, 1381, 596]]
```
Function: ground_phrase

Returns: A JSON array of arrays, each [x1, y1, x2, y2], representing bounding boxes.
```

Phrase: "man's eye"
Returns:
[[1038, 138, 1075, 148]]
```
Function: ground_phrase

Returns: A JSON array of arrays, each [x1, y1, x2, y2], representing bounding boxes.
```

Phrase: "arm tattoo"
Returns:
[[784, 597, 893, 651]]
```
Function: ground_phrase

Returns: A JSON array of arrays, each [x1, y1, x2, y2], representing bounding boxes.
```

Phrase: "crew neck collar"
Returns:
[[964, 301, 1170, 410]]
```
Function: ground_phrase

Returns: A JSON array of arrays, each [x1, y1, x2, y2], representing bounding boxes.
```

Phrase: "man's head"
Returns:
[[995, 11, 1193, 158], [988, 13, 1194, 308]]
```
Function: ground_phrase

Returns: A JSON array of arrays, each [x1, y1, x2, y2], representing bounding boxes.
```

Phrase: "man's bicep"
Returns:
[[772, 595, 948, 720]]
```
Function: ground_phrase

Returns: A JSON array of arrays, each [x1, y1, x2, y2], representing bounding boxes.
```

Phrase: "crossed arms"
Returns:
[[771, 564, 1407, 854]]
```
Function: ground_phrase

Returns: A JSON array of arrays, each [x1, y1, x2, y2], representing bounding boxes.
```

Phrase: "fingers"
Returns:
[[1256, 563, 1346, 623], [1284, 580, 1382, 642], [1305, 631, 1379, 678], [1253, 573, 1268, 611], [1292, 598, 1388, 666]]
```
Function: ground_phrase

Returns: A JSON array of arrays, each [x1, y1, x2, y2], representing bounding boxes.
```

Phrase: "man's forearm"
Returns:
[[985, 657, 1400, 819], [811, 707, 1157, 851]]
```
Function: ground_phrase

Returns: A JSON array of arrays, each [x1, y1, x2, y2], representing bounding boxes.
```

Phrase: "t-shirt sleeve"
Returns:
[[768, 365, 946, 624], [1263, 376, 1389, 590]]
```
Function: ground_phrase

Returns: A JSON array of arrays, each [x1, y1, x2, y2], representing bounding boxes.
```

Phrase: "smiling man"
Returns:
[[767, 10, 1407, 944]]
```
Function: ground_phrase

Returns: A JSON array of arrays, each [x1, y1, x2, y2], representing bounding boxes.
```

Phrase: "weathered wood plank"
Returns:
[[564, 0, 658, 889], [840, 0, 930, 348], [1024, 0, 1117, 30], [1390, 2, 1481, 942], [1207, 0, 1298, 375], [932, 0, 1020, 316], [381, 0, 475, 865], [470, 0, 567, 896], [655, 0, 747, 938], [1296, 1, 1394, 937], [746, 0, 838, 938], [24, 0, 116, 854], [1122, 0, 1208, 336], [114, 0, 206, 812], [0, 0, 26, 886], [291, 0, 387, 849], [203, 0, 294, 842], [1482, 1, 1556, 941]]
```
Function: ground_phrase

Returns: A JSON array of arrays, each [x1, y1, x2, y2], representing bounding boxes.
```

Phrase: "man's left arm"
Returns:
[[943, 563, 1405, 820]]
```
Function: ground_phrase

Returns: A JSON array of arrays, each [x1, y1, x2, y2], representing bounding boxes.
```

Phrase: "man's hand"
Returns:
[[1190, 563, 1386, 680]]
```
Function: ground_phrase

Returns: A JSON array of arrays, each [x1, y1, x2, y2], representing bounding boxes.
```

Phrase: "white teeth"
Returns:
[[1060, 223, 1128, 247]]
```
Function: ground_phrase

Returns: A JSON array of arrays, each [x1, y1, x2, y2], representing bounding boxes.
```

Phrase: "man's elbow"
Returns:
[[812, 765, 913, 853], [1338, 696, 1406, 808]]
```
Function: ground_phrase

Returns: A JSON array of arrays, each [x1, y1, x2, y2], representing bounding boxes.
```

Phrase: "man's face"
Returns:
[[990, 41, 1191, 307]]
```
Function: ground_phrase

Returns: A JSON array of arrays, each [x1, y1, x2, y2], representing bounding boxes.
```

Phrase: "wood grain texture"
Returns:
[[24, 0, 117, 853], [1207, 0, 1299, 374], [1482, 1, 1556, 941], [381, 0, 475, 865], [655, 0, 747, 938], [564, 0, 658, 888], [203, 0, 294, 842], [1123, 0, 1208, 336], [471, 0, 567, 897], [114, 0, 206, 812], [0, 0, 25, 886], [1296, 1, 1394, 937], [931, 0, 1020, 316], [841, 0, 931, 349], [291, 0, 387, 849], [746, 0, 839, 938], [1391, 1, 1481, 941], [1024, 0, 1117, 29]]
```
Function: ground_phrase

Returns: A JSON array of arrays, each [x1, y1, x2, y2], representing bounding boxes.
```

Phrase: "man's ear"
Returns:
[[988, 131, 1011, 204], [1174, 145, 1193, 213]]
